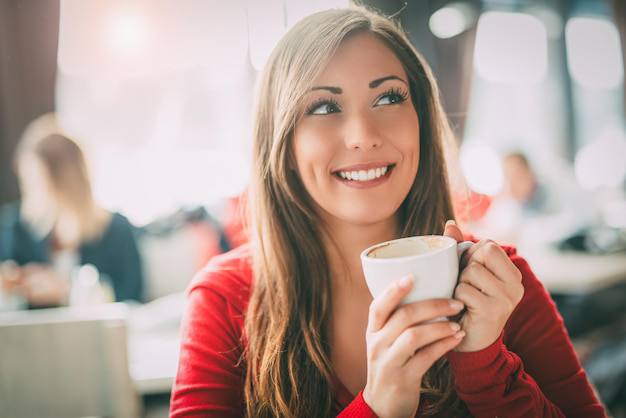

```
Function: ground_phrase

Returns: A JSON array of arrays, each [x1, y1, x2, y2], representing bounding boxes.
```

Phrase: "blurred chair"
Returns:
[[0, 304, 141, 418], [137, 205, 230, 301]]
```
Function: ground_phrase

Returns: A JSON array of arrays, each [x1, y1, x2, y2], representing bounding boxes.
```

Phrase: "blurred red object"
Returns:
[[190, 222, 222, 270], [452, 190, 492, 223], [223, 194, 249, 250]]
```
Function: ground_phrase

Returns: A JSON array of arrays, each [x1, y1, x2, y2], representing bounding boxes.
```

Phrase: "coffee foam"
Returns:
[[367, 236, 447, 259], [423, 236, 446, 250]]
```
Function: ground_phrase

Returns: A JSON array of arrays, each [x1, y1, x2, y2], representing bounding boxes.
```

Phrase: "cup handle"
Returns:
[[456, 241, 473, 259]]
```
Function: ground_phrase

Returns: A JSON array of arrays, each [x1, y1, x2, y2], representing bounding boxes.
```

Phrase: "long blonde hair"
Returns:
[[15, 114, 108, 245], [245, 6, 468, 417]]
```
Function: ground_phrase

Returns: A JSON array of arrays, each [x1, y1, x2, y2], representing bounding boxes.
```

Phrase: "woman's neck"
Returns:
[[323, 214, 399, 293]]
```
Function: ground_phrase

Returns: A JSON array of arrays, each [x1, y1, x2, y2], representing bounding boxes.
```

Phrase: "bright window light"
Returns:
[[566, 17, 624, 90], [285, 0, 350, 28], [460, 143, 504, 195], [248, 0, 349, 72], [59, 0, 248, 83], [575, 129, 626, 190], [91, 148, 250, 226], [602, 201, 626, 229], [57, 0, 253, 225], [474, 11, 548, 84], [107, 11, 147, 54], [527, 6, 563, 40], [429, 3, 476, 39], [248, 0, 286, 72]]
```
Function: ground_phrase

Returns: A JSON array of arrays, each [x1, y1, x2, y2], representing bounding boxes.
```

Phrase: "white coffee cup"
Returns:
[[360, 235, 473, 305]]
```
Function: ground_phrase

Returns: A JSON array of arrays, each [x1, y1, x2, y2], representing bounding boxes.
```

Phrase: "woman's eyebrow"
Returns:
[[369, 75, 407, 88], [310, 86, 342, 94], [309, 75, 406, 94]]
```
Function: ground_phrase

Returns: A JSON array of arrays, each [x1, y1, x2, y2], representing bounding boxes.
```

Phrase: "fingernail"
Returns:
[[399, 274, 414, 288], [445, 219, 456, 227], [450, 300, 464, 311], [454, 330, 466, 339], [450, 322, 461, 332]]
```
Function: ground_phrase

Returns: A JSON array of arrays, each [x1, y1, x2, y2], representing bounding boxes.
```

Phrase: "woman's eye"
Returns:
[[375, 89, 408, 106], [308, 101, 341, 115]]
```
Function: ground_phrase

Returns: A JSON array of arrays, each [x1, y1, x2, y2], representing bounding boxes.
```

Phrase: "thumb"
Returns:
[[444, 219, 464, 242]]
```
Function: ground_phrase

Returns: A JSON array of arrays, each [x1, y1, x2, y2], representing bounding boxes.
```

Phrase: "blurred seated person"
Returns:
[[471, 151, 594, 245], [502, 152, 550, 215], [0, 114, 143, 309]]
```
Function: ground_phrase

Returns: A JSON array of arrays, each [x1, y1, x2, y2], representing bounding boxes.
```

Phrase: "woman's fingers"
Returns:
[[443, 220, 464, 242], [454, 281, 489, 310], [459, 262, 503, 297], [406, 333, 465, 377], [386, 321, 463, 366], [379, 298, 464, 344], [464, 240, 521, 284], [368, 275, 415, 333]]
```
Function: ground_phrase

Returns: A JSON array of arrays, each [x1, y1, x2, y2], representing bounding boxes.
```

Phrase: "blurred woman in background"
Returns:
[[0, 113, 143, 308]]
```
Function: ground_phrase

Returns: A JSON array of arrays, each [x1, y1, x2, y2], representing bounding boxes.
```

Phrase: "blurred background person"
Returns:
[[0, 114, 144, 310], [468, 149, 599, 246], [502, 152, 550, 215]]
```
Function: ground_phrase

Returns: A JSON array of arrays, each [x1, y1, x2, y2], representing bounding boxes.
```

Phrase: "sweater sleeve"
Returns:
[[170, 283, 245, 418], [446, 254, 607, 418], [336, 391, 378, 417]]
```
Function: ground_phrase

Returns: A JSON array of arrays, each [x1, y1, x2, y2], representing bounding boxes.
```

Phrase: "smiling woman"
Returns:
[[170, 5, 606, 418]]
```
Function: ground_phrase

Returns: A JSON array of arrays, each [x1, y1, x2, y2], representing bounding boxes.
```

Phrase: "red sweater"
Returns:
[[170, 244, 606, 417]]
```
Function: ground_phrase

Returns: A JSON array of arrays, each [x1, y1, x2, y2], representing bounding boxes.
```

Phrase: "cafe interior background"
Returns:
[[1, 0, 626, 416]]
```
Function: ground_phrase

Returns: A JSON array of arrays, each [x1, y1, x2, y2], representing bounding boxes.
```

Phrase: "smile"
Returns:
[[332, 164, 395, 188]]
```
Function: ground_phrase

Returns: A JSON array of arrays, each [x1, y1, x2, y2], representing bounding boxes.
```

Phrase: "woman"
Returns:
[[170, 7, 605, 418], [0, 114, 143, 308]]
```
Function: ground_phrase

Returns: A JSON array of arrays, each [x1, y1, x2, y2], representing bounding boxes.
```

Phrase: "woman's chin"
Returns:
[[330, 205, 398, 228]]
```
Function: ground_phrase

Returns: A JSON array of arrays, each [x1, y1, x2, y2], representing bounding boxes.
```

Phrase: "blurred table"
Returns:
[[128, 329, 179, 395], [519, 244, 626, 294], [127, 293, 185, 395]]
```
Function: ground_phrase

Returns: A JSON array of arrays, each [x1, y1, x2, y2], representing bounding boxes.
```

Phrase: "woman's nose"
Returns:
[[344, 114, 383, 151]]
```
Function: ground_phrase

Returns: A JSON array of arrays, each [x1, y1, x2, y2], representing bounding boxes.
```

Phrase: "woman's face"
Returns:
[[293, 32, 420, 227]]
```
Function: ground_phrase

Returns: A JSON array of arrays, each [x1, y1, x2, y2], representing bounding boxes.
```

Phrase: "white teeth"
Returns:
[[337, 165, 392, 182]]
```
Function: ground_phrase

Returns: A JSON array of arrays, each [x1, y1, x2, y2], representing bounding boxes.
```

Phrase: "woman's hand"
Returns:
[[19, 264, 70, 307], [444, 221, 524, 352], [0, 260, 24, 294], [363, 276, 466, 418]]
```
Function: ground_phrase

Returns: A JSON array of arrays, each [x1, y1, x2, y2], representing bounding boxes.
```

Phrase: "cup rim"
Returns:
[[360, 235, 457, 262]]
